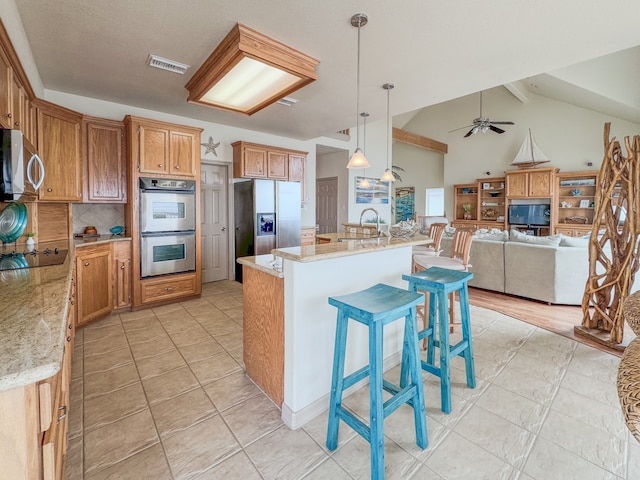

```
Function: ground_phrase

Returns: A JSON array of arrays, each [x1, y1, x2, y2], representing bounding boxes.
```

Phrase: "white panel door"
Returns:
[[316, 177, 338, 234], [201, 163, 229, 282]]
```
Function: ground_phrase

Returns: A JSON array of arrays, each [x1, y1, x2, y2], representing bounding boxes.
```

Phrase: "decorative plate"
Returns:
[[0, 202, 28, 243]]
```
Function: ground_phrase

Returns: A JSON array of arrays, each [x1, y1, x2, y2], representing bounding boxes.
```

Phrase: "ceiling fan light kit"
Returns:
[[450, 91, 514, 138]]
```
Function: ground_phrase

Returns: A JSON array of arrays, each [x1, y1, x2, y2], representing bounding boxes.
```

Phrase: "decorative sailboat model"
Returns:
[[511, 129, 550, 168]]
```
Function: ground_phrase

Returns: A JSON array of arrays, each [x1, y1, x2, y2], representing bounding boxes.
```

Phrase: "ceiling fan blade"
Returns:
[[463, 128, 476, 138], [448, 124, 474, 133], [490, 121, 514, 125], [489, 125, 505, 134]]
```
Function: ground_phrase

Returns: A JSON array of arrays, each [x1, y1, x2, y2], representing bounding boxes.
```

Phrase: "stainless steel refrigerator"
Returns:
[[234, 179, 301, 281]]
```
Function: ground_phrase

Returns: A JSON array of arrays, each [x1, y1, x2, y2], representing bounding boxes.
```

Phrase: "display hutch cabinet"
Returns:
[[452, 179, 506, 230], [554, 170, 598, 237]]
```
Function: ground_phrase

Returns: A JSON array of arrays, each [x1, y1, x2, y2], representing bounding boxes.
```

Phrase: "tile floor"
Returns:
[[65, 280, 639, 480]]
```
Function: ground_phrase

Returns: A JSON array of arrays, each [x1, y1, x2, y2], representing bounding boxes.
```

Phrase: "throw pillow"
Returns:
[[559, 234, 589, 247], [475, 229, 509, 242], [509, 228, 561, 246]]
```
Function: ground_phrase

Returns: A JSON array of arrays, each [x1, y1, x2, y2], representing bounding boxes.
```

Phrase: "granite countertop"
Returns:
[[0, 240, 74, 392], [273, 233, 431, 263], [73, 235, 131, 247], [237, 254, 284, 278]]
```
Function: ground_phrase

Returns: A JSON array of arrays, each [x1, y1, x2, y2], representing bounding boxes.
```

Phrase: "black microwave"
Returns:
[[0, 129, 44, 202]]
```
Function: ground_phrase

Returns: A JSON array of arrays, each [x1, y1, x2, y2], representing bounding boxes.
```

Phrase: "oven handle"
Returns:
[[141, 230, 195, 238]]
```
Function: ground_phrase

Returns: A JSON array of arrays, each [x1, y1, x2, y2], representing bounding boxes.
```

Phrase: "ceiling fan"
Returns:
[[450, 91, 514, 137]]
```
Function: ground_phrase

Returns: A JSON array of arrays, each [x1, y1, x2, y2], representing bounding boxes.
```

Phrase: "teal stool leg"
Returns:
[[437, 290, 452, 414], [369, 320, 384, 480], [426, 292, 437, 366], [404, 308, 428, 449], [326, 311, 349, 451], [458, 284, 476, 388]]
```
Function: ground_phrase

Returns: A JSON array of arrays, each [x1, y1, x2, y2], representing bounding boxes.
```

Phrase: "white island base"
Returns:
[[237, 234, 430, 429]]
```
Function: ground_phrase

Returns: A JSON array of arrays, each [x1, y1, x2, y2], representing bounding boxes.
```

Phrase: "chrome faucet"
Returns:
[[359, 207, 381, 237]]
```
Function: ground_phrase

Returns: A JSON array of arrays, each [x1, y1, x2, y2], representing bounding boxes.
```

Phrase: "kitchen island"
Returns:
[[237, 233, 431, 428]]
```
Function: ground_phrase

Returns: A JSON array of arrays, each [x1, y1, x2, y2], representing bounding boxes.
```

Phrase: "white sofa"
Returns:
[[440, 232, 591, 305]]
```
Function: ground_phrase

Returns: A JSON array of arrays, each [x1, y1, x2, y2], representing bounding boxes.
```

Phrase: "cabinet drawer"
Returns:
[[140, 275, 197, 304]]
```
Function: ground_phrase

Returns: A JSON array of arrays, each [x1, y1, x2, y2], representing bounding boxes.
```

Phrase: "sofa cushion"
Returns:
[[559, 234, 590, 248], [510, 228, 561, 246], [475, 229, 509, 242]]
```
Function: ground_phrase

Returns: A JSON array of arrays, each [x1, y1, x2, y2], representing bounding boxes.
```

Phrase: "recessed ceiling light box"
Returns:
[[185, 23, 319, 115]]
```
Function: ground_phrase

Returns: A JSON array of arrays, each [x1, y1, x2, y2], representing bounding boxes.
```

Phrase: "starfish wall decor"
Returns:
[[201, 136, 220, 156]]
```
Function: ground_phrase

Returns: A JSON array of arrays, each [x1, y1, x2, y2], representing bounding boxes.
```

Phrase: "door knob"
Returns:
[[221, 227, 226, 231]]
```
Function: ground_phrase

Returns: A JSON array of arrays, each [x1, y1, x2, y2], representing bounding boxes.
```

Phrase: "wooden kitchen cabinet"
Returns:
[[35, 100, 83, 202], [506, 167, 557, 198], [76, 244, 113, 327], [288, 153, 306, 200], [83, 117, 126, 203], [113, 240, 132, 309], [130, 117, 199, 178], [300, 226, 316, 246], [232, 141, 307, 182], [139, 272, 198, 305], [0, 48, 10, 129]]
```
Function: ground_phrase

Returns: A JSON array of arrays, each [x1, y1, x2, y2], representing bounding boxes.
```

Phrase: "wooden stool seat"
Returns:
[[326, 283, 428, 480], [402, 267, 476, 414]]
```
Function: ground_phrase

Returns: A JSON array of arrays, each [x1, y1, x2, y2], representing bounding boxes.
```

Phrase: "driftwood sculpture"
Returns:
[[576, 123, 640, 346]]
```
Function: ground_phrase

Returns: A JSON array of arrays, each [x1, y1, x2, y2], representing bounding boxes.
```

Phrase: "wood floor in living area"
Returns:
[[467, 287, 636, 357]]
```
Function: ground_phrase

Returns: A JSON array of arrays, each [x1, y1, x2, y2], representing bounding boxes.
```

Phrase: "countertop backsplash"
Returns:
[[72, 204, 125, 235]]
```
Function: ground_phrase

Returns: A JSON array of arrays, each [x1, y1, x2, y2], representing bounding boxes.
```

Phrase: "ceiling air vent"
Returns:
[[276, 97, 300, 107], [147, 54, 190, 75]]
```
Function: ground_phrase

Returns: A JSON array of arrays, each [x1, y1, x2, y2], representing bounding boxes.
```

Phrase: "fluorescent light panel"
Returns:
[[185, 23, 319, 116]]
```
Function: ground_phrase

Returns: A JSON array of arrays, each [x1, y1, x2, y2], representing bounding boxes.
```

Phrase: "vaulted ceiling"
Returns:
[[12, 0, 640, 140]]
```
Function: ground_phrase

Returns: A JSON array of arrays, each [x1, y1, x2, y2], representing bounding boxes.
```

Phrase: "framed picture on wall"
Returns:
[[355, 177, 390, 204], [482, 182, 491, 189], [579, 199, 590, 208]]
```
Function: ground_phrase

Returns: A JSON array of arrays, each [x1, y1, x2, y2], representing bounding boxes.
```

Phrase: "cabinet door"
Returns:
[[113, 241, 132, 309], [9, 70, 22, 130], [138, 124, 170, 174], [288, 154, 305, 199], [506, 172, 528, 197], [243, 146, 267, 177], [84, 119, 126, 202], [0, 50, 9, 129], [76, 246, 113, 326], [267, 151, 288, 179], [529, 170, 554, 196], [37, 106, 83, 201], [169, 130, 196, 176]]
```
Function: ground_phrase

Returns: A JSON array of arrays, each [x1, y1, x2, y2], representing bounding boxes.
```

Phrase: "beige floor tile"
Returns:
[[71, 347, 83, 381], [523, 437, 619, 480], [85, 444, 172, 480], [84, 382, 148, 432], [303, 408, 359, 453], [561, 369, 619, 406], [538, 409, 626, 476], [526, 328, 578, 353], [142, 365, 200, 405], [68, 379, 83, 439], [475, 383, 548, 433], [210, 296, 242, 310], [121, 316, 163, 333], [185, 304, 221, 317], [83, 408, 159, 476], [163, 415, 241, 480], [83, 346, 133, 375], [189, 351, 242, 385], [83, 330, 129, 356], [83, 314, 121, 331], [135, 348, 186, 379], [150, 388, 217, 441], [192, 451, 262, 480], [197, 316, 242, 336], [65, 435, 83, 480], [332, 434, 421, 480], [84, 363, 140, 399], [504, 350, 567, 385], [471, 336, 518, 364], [179, 338, 225, 364], [129, 334, 176, 361], [245, 426, 327, 480], [567, 344, 620, 384], [168, 324, 211, 348], [302, 458, 353, 480], [83, 321, 123, 339], [455, 404, 534, 469], [124, 323, 169, 344], [516, 340, 574, 367], [492, 364, 559, 407], [214, 330, 243, 350], [202, 371, 261, 411], [191, 308, 229, 322], [628, 441, 640, 479], [407, 464, 445, 480], [222, 394, 283, 446], [119, 309, 157, 323], [153, 303, 188, 315], [157, 315, 200, 335], [424, 431, 515, 480]]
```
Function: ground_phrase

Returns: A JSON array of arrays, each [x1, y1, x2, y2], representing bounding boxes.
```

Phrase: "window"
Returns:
[[425, 188, 444, 216]]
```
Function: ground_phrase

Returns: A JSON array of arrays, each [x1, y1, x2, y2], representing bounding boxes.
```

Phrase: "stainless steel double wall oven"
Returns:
[[139, 177, 196, 278]]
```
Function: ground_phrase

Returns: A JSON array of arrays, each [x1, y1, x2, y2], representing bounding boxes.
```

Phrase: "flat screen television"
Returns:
[[508, 204, 551, 226]]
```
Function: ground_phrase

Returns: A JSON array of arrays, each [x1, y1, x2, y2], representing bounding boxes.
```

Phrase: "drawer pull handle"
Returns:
[[165, 287, 175, 291], [66, 336, 71, 342], [47, 188, 52, 192], [70, 300, 74, 305], [84, 262, 90, 266], [121, 264, 126, 269], [157, 164, 163, 168], [68, 324, 72, 330], [6, 113, 11, 118], [57, 405, 67, 423], [175, 165, 180, 169], [14, 121, 19, 127]]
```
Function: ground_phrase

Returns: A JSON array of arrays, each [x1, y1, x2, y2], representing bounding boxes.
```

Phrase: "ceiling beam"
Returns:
[[503, 81, 530, 104], [392, 128, 448, 154]]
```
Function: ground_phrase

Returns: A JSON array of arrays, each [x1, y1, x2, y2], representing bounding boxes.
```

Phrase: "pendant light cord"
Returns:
[[355, 17, 362, 150], [386, 86, 390, 169]]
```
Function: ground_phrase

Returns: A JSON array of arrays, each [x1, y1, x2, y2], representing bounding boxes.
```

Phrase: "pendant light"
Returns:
[[357, 112, 371, 188], [346, 13, 370, 169], [380, 82, 395, 182]]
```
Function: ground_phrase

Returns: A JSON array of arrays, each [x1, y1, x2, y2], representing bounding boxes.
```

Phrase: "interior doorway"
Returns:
[[201, 163, 229, 282], [316, 176, 338, 234]]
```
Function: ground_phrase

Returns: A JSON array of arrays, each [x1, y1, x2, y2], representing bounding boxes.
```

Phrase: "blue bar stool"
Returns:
[[402, 267, 476, 414], [326, 283, 428, 480]]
